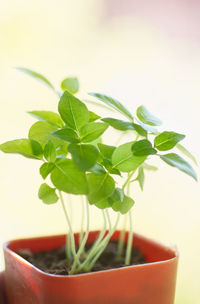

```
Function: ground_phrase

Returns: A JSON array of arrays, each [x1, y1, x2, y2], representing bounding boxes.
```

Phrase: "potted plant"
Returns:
[[0, 68, 198, 304]]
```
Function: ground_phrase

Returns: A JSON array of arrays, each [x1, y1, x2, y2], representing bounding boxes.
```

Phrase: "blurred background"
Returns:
[[0, 0, 200, 303]]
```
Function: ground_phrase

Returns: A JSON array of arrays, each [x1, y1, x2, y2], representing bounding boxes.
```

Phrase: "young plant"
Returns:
[[0, 68, 198, 274]]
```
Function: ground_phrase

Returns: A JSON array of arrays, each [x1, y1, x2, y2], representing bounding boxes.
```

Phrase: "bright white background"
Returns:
[[0, 1, 200, 303]]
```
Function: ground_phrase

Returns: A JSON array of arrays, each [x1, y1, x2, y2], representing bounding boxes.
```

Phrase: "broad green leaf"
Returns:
[[97, 143, 116, 159], [52, 128, 80, 143], [61, 77, 79, 94], [0, 139, 43, 159], [16, 67, 55, 91], [44, 141, 56, 163], [68, 144, 99, 171], [143, 163, 158, 171], [51, 159, 88, 194], [89, 92, 133, 121], [38, 183, 58, 204], [40, 162, 55, 179], [80, 122, 108, 143], [154, 131, 185, 151], [94, 199, 112, 209], [136, 167, 145, 191], [28, 121, 62, 148], [112, 141, 146, 172], [160, 153, 197, 181], [101, 118, 135, 131], [58, 91, 89, 130], [87, 173, 115, 204], [110, 188, 124, 202], [136, 105, 162, 126], [56, 143, 68, 156], [112, 195, 135, 214], [89, 111, 101, 122], [176, 144, 198, 166], [132, 140, 157, 156], [88, 163, 106, 175], [28, 111, 64, 128]]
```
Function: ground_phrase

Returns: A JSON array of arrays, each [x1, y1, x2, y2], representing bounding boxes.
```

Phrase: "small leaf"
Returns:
[[112, 195, 135, 214], [98, 143, 116, 159], [88, 163, 106, 175], [101, 118, 135, 131], [112, 141, 146, 172], [110, 188, 124, 202], [56, 143, 68, 156], [89, 111, 101, 122], [176, 143, 198, 166], [28, 121, 62, 148], [136, 120, 157, 133], [87, 173, 115, 204], [132, 123, 148, 137], [160, 153, 197, 181], [143, 163, 158, 171], [51, 159, 88, 194], [154, 131, 185, 151], [58, 91, 89, 130], [28, 111, 64, 128], [80, 122, 108, 143], [40, 162, 55, 179], [61, 77, 79, 94], [136, 167, 145, 191], [89, 92, 133, 121], [38, 183, 58, 204], [136, 105, 162, 126], [44, 141, 56, 163], [0, 139, 43, 159], [132, 140, 157, 156], [52, 128, 80, 143], [94, 199, 113, 209], [68, 144, 99, 171], [16, 67, 55, 91]]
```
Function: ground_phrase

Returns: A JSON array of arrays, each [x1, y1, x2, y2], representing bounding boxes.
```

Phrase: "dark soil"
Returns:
[[17, 241, 146, 276]]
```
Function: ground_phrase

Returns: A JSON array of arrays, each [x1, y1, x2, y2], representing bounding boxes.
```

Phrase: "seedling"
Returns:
[[0, 68, 197, 274]]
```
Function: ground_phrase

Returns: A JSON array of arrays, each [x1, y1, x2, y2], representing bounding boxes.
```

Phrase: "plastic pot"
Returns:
[[3, 231, 178, 304]]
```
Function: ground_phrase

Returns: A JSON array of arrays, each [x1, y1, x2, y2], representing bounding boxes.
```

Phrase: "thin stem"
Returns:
[[79, 196, 85, 247], [116, 213, 128, 260], [125, 183, 134, 265], [58, 191, 76, 259], [105, 209, 112, 231], [122, 171, 135, 190], [69, 198, 90, 274]]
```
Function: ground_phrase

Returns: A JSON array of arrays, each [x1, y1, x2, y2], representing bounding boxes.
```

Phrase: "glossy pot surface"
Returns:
[[3, 231, 178, 304]]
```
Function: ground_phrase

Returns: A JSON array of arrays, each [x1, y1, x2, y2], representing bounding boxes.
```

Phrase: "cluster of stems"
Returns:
[[59, 173, 134, 275]]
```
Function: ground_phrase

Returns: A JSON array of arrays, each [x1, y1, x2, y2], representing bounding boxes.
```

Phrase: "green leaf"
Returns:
[[136, 120, 157, 133], [80, 122, 108, 143], [56, 142, 68, 156], [52, 128, 80, 143], [112, 195, 135, 214], [98, 143, 116, 160], [110, 188, 124, 202], [160, 153, 197, 181], [61, 77, 79, 94], [143, 163, 158, 171], [136, 105, 162, 126], [112, 141, 146, 172], [44, 141, 56, 163], [176, 144, 198, 166], [154, 131, 185, 151], [87, 173, 115, 204], [89, 111, 101, 122], [0, 139, 43, 159], [94, 199, 113, 209], [51, 159, 88, 194], [101, 118, 135, 131], [89, 163, 106, 175], [40, 162, 55, 179], [28, 111, 64, 128], [16, 67, 55, 91], [28, 121, 62, 148], [68, 144, 99, 171], [136, 167, 145, 191], [58, 91, 89, 130], [132, 140, 157, 156], [38, 183, 58, 204], [89, 92, 133, 121]]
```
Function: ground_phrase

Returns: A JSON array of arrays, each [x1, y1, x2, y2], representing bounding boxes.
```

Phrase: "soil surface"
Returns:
[[17, 241, 146, 275]]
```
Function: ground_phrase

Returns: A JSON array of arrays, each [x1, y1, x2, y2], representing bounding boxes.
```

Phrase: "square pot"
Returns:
[[3, 231, 178, 304]]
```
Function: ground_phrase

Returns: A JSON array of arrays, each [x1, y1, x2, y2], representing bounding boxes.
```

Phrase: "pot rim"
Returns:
[[3, 231, 179, 278]]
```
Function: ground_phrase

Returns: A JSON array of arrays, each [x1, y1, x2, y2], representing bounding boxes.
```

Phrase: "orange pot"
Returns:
[[3, 231, 178, 304]]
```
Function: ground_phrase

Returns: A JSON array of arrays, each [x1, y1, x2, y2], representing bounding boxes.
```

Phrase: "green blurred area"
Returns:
[[0, 1, 199, 303]]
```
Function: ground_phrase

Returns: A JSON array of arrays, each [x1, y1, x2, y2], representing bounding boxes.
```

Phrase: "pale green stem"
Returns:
[[85, 213, 120, 272], [69, 198, 90, 274], [122, 171, 135, 190], [125, 183, 134, 265], [116, 213, 128, 260], [79, 196, 85, 247], [58, 191, 77, 259], [105, 209, 112, 231]]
